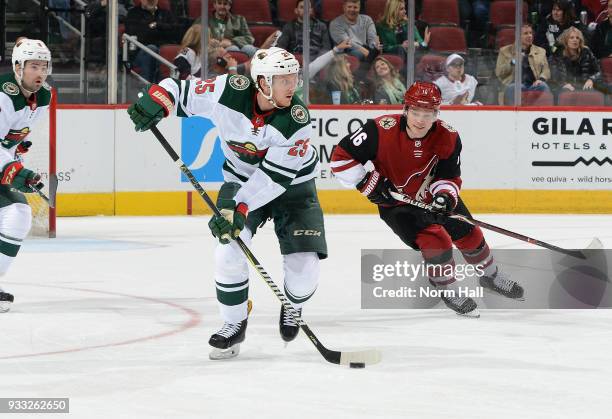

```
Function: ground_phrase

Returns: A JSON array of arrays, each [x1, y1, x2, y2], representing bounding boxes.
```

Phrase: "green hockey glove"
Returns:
[[127, 84, 174, 132], [208, 199, 249, 244], [1, 161, 43, 193]]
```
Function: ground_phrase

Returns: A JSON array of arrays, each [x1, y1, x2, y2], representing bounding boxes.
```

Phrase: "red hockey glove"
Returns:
[[16, 140, 32, 155]]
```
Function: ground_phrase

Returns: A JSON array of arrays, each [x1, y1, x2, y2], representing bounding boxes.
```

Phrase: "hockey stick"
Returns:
[[149, 126, 381, 367], [29, 174, 58, 208], [389, 191, 600, 260]]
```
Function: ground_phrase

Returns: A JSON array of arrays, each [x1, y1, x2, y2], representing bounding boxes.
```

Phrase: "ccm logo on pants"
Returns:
[[293, 230, 321, 236]]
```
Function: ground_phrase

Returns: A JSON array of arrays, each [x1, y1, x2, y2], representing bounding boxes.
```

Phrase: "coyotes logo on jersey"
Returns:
[[396, 155, 439, 202]]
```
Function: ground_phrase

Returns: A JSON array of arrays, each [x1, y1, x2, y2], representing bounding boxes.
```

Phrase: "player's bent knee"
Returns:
[[283, 252, 319, 297], [416, 225, 452, 258], [214, 234, 251, 283], [453, 225, 485, 250], [0, 204, 32, 240]]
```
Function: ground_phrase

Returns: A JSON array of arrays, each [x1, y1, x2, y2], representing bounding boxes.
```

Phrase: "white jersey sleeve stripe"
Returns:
[[261, 159, 297, 178]]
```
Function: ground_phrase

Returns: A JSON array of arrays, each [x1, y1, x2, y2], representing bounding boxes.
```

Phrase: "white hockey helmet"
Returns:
[[12, 38, 53, 84], [250, 47, 300, 107]]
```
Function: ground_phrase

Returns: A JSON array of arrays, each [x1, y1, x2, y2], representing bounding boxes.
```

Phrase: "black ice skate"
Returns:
[[208, 319, 248, 360], [0, 291, 14, 313], [440, 295, 480, 318], [279, 305, 301, 343], [430, 280, 480, 318], [480, 268, 524, 300]]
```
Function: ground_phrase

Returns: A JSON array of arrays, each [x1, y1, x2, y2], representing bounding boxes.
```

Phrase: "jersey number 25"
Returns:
[[288, 139, 309, 157], [195, 78, 216, 94]]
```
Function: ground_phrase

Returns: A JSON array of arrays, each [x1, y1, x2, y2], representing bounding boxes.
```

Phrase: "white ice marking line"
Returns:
[[21, 238, 166, 253]]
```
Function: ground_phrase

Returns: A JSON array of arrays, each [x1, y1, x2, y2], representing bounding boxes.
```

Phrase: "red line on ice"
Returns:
[[0, 282, 202, 360]]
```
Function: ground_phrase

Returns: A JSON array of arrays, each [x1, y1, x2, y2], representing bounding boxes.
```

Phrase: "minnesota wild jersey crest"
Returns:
[[290, 105, 308, 124], [1, 128, 30, 149], [2, 82, 19, 96], [227, 140, 267, 164], [228, 75, 250, 91]]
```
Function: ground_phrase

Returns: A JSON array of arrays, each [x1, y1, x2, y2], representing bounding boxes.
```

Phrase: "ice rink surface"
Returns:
[[2, 214, 612, 419]]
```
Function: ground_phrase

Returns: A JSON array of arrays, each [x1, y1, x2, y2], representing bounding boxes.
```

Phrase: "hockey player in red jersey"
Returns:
[[331, 81, 523, 317]]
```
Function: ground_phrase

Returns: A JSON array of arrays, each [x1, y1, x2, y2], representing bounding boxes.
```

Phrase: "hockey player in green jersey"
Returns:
[[128, 47, 327, 359], [0, 39, 50, 312]]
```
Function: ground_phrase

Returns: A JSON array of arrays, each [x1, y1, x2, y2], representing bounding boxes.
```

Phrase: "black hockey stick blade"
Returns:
[[48, 173, 58, 209], [551, 235, 611, 293]]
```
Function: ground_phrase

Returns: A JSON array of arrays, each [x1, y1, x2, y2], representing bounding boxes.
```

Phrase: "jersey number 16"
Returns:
[[350, 127, 367, 146]]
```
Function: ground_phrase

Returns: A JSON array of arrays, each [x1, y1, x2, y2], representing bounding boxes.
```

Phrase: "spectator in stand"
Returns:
[[84, 0, 109, 65], [174, 24, 204, 79], [125, 0, 182, 82], [591, 0, 612, 58], [535, 0, 587, 55], [173, 24, 235, 79], [197, 0, 258, 57], [48, 0, 72, 42], [326, 54, 362, 104], [496, 24, 551, 104], [529, 0, 584, 19], [434, 53, 481, 105], [206, 46, 240, 77], [174, 23, 284, 80], [84, 0, 131, 59], [375, 0, 430, 61], [371, 56, 406, 104], [329, 0, 382, 63], [581, 0, 607, 23], [170, 0, 188, 18], [277, 0, 331, 59], [294, 39, 352, 102], [459, 0, 493, 46], [552, 26, 602, 91]]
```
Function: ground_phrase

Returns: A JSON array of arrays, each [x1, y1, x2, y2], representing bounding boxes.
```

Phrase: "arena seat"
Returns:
[[558, 90, 605, 106]]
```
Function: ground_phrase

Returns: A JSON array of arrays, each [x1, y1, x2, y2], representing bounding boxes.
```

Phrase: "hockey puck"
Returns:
[[349, 362, 366, 369]]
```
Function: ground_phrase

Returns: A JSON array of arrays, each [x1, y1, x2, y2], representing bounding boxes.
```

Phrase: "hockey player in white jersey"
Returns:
[[0, 39, 50, 312], [127, 47, 327, 359]]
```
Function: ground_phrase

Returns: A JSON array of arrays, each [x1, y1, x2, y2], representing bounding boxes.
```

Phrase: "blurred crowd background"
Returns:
[[2, 0, 612, 106]]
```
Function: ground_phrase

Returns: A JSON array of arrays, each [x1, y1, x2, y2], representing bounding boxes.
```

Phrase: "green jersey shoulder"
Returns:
[[218, 74, 255, 117], [0, 73, 51, 112], [267, 95, 310, 140]]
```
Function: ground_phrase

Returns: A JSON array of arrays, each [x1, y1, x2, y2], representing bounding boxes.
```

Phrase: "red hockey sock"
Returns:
[[453, 226, 496, 275], [416, 225, 456, 286]]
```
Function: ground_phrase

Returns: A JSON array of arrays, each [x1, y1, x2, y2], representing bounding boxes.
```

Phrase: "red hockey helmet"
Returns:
[[403, 81, 442, 111]]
